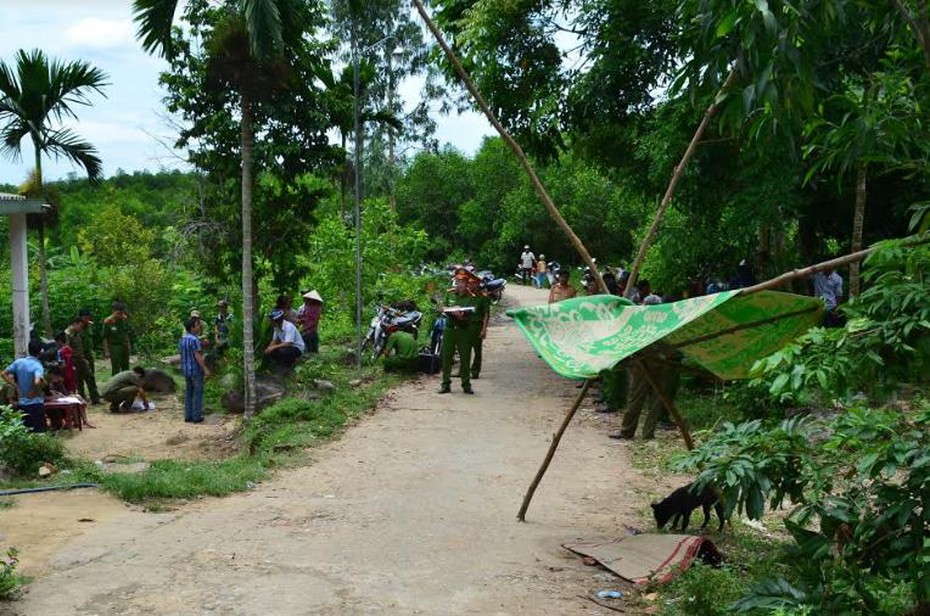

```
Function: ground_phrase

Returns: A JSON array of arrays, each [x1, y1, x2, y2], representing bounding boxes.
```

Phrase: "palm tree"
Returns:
[[0, 49, 108, 336], [133, 0, 308, 419]]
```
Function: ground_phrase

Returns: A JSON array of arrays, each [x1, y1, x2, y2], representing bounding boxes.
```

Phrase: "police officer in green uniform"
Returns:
[[382, 330, 419, 373], [467, 276, 490, 380], [439, 269, 483, 394], [103, 301, 134, 376], [73, 309, 101, 404]]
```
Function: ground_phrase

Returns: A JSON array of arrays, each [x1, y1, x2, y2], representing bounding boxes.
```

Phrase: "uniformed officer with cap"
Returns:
[[466, 273, 490, 380], [73, 308, 101, 404], [439, 268, 486, 394], [103, 300, 134, 376]]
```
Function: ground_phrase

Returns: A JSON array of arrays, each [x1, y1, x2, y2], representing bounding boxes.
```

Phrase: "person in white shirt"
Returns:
[[265, 309, 305, 368], [519, 245, 536, 286]]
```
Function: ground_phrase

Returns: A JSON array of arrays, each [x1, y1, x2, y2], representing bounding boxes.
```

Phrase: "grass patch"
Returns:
[[0, 346, 406, 508], [648, 525, 794, 616], [99, 457, 267, 503], [87, 349, 400, 505], [628, 384, 764, 476], [0, 498, 14, 510]]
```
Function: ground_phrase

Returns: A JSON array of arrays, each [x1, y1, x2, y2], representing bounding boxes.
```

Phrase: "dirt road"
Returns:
[[6, 284, 676, 615]]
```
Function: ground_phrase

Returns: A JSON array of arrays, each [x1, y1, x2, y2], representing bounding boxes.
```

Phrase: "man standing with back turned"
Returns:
[[180, 317, 210, 423]]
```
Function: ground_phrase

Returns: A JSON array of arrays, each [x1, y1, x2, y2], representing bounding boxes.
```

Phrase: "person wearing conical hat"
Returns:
[[297, 290, 323, 353], [439, 268, 483, 394]]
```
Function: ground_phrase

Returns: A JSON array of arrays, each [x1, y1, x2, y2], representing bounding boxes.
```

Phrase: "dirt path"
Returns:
[[6, 285, 679, 615]]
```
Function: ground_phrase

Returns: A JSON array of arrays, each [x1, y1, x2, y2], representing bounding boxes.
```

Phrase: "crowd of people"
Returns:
[[1, 287, 329, 432], [2, 245, 847, 436]]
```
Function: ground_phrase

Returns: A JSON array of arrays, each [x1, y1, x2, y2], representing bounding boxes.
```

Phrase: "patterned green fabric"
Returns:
[[507, 290, 823, 381]]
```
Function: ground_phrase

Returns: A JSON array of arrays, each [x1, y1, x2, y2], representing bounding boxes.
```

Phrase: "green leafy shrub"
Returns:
[[0, 547, 21, 599], [0, 406, 67, 477], [750, 235, 930, 404], [663, 562, 753, 616], [674, 405, 930, 613]]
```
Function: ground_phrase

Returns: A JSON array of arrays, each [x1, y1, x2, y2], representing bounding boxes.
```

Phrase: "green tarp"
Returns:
[[507, 290, 823, 380]]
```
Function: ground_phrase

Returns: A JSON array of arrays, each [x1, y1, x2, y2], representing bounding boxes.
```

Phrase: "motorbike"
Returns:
[[477, 270, 507, 304], [360, 302, 423, 362]]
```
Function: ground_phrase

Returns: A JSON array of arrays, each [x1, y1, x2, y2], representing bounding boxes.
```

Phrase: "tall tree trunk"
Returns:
[[38, 222, 52, 337], [33, 146, 53, 337], [387, 49, 397, 213], [850, 162, 867, 297], [241, 95, 257, 420], [340, 133, 348, 220]]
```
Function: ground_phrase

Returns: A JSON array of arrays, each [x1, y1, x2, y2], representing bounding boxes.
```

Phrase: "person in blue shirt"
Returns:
[[179, 317, 211, 423], [3, 339, 47, 432]]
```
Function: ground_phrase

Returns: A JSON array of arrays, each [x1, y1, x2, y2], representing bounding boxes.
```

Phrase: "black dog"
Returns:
[[651, 482, 725, 531]]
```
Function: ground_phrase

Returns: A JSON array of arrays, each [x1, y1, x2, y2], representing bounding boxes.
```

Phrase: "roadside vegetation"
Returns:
[[3, 0, 930, 611], [644, 236, 930, 615]]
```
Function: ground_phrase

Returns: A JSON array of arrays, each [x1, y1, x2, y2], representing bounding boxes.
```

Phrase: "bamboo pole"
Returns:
[[517, 380, 592, 522], [742, 236, 929, 295], [412, 0, 609, 295], [623, 69, 739, 297], [742, 247, 875, 295]]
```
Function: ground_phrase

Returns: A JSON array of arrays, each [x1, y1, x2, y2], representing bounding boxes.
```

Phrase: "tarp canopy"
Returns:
[[507, 290, 823, 381]]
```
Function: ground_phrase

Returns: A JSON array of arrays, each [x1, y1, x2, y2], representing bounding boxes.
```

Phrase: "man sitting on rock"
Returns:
[[265, 309, 305, 370], [100, 366, 150, 413]]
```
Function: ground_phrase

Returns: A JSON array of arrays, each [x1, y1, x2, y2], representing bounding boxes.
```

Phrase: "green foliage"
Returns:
[[673, 416, 810, 521], [77, 204, 157, 266], [0, 48, 107, 182], [100, 457, 266, 503], [674, 405, 930, 613], [158, 0, 339, 286], [395, 138, 645, 273], [659, 526, 794, 616], [0, 406, 67, 477], [664, 562, 757, 616], [303, 197, 430, 341], [0, 547, 22, 600], [751, 236, 930, 403]]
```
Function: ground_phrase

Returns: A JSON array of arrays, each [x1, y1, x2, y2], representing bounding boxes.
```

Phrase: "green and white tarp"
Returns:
[[507, 290, 823, 381]]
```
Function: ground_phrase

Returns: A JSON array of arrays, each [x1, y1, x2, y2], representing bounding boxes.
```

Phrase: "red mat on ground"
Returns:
[[563, 534, 718, 584]]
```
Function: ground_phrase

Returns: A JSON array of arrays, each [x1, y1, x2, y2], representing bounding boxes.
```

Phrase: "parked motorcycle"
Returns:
[[477, 270, 507, 304], [360, 303, 423, 362]]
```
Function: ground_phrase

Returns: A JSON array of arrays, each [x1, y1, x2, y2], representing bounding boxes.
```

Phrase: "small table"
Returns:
[[43, 396, 85, 431]]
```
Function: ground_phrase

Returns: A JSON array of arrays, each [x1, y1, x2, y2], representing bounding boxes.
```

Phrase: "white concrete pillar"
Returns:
[[10, 212, 30, 358]]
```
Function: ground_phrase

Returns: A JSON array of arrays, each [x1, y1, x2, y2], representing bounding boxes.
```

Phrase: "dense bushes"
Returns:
[[749, 235, 930, 405], [0, 406, 66, 477], [673, 406, 930, 614]]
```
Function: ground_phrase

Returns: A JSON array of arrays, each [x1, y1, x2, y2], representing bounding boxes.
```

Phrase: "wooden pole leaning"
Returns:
[[623, 68, 739, 298], [411, 0, 609, 295], [517, 379, 592, 522]]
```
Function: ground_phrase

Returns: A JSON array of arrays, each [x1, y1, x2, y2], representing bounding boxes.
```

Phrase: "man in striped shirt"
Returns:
[[179, 317, 211, 423]]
